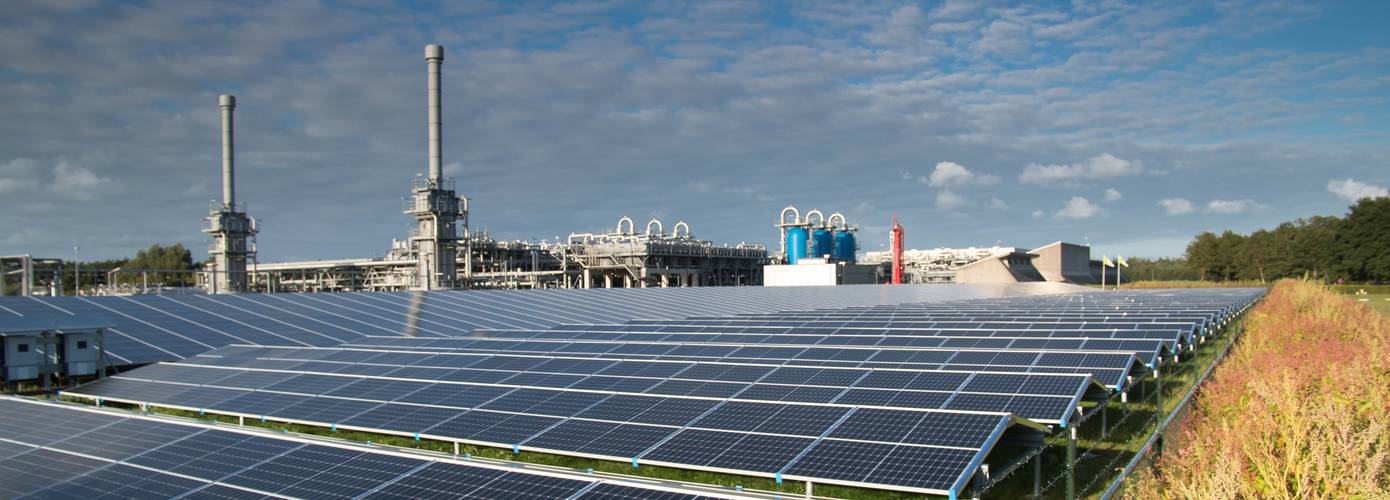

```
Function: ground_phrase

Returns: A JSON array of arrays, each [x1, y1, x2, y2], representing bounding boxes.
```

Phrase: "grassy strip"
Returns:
[[1127, 280, 1390, 499], [1352, 294, 1390, 317]]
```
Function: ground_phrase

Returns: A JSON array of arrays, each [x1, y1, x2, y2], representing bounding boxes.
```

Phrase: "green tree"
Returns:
[[1185, 232, 1220, 280], [126, 243, 197, 286], [1214, 230, 1246, 281], [1336, 197, 1390, 282], [1240, 229, 1275, 283], [1291, 216, 1341, 281]]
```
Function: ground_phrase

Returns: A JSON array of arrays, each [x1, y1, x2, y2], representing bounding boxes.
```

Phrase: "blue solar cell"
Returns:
[[705, 433, 813, 472], [755, 405, 847, 436], [691, 402, 779, 432], [642, 429, 741, 465], [784, 440, 893, 483], [862, 445, 979, 490]]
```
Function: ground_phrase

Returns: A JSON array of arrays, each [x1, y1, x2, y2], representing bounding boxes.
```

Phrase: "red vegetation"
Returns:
[[1132, 280, 1390, 499]]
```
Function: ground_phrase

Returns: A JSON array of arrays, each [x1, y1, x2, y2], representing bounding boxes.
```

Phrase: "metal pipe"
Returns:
[[425, 44, 444, 183], [827, 212, 847, 229], [779, 206, 800, 225], [219, 94, 235, 208], [616, 217, 635, 235]]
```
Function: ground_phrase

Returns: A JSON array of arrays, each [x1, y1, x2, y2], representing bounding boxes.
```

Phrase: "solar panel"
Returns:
[[73, 345, 1096, 423], [1, 283, 1141, 365], [336, 336, 1147, 389], [0, 398, 720, 499]]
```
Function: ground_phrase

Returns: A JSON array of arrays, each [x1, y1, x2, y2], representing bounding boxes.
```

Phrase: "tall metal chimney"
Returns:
[[405, 44, 468, 291], [425, 44, 443, 183], [220, 94, 236, 207], [205, 93, 256, 294]]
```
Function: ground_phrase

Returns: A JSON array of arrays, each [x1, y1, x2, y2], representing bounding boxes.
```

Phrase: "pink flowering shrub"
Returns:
[[1131, 280, 1390, 499]]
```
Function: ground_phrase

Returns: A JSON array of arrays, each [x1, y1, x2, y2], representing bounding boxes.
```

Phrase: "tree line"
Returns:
[[1128, 197, 1389, 283], [12, 243, 200, 295]]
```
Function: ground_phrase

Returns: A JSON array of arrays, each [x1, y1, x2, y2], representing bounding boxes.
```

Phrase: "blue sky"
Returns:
[[1, 0, 1387, 262]]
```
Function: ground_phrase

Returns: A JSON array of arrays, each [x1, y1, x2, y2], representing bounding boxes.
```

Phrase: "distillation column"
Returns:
[[204, 94, 257, 293], [405, 44, 468, 290]]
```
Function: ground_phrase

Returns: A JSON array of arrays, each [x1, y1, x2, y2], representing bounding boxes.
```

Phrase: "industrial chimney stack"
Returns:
[[426, 44, 443, 183], [220, 94, 236, 207], [404, 44, 469, 290], [204, 93, 257, 293]]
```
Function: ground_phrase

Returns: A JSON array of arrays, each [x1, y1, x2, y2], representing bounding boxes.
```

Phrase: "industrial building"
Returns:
[[863, 241, 1105, 285], [762, 205, 877, 286], [191, 44, 766, 294]]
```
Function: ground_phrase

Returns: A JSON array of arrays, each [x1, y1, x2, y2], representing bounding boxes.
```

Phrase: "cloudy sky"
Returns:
[[2, 0, 1387, 262]]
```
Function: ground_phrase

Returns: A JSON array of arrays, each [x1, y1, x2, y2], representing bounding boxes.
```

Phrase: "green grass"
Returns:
[[1351, 293, 1390, 317]]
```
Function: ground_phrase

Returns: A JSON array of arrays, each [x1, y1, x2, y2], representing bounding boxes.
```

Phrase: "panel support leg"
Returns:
[[1155, 368, 1163, 413], [1101, 399, 1108, 437], [1032, 454, 1041, 498], [1066, 423, 1077, 500], [805, 481, 812, 499]]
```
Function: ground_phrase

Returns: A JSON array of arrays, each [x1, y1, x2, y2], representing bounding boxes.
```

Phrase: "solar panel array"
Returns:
[[0, 397, 718, 500], [337, 334, 1152, 389], [55, 286, 1265, 498], [81, 344, 1095, 423], [65, 354, 1042, 496], [0, 283, 1085, 365]]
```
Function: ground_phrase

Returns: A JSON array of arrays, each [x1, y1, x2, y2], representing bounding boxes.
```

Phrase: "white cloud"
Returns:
[[1158, 198, 1195, 215], [0, 158, 42, 176], [442, 162, 466, 178], [1031, 210, 1045, 219], [1103, 188, 1122, 202], [51, 162, 120, 201], [935, 189, 971, 210], [1019, 154, 1144, 185], [986, 197, 1008, 210], [1327, 178, 1388, 203], [182, 181, 208, 196], [930, 0, 979, 20], [1054, 196, 1103, 219], [1205, 199, 1261, 214], [925, 161, 1000, 187], [0, 158, 43, 195], [0, 178, 40, 195]]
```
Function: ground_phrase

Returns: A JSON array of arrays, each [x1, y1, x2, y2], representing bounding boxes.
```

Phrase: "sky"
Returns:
[[1, 0, 1387, 262]]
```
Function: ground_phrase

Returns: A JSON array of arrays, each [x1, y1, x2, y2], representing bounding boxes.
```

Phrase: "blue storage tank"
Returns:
[[785, 227, 808, 264], [812, 228, 834, 258], [833, 231, 856, 263]]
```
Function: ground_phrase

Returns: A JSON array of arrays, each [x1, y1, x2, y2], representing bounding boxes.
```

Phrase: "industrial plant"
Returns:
[[0, 42, 1111, 298], [192, 43, 768, 294]]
